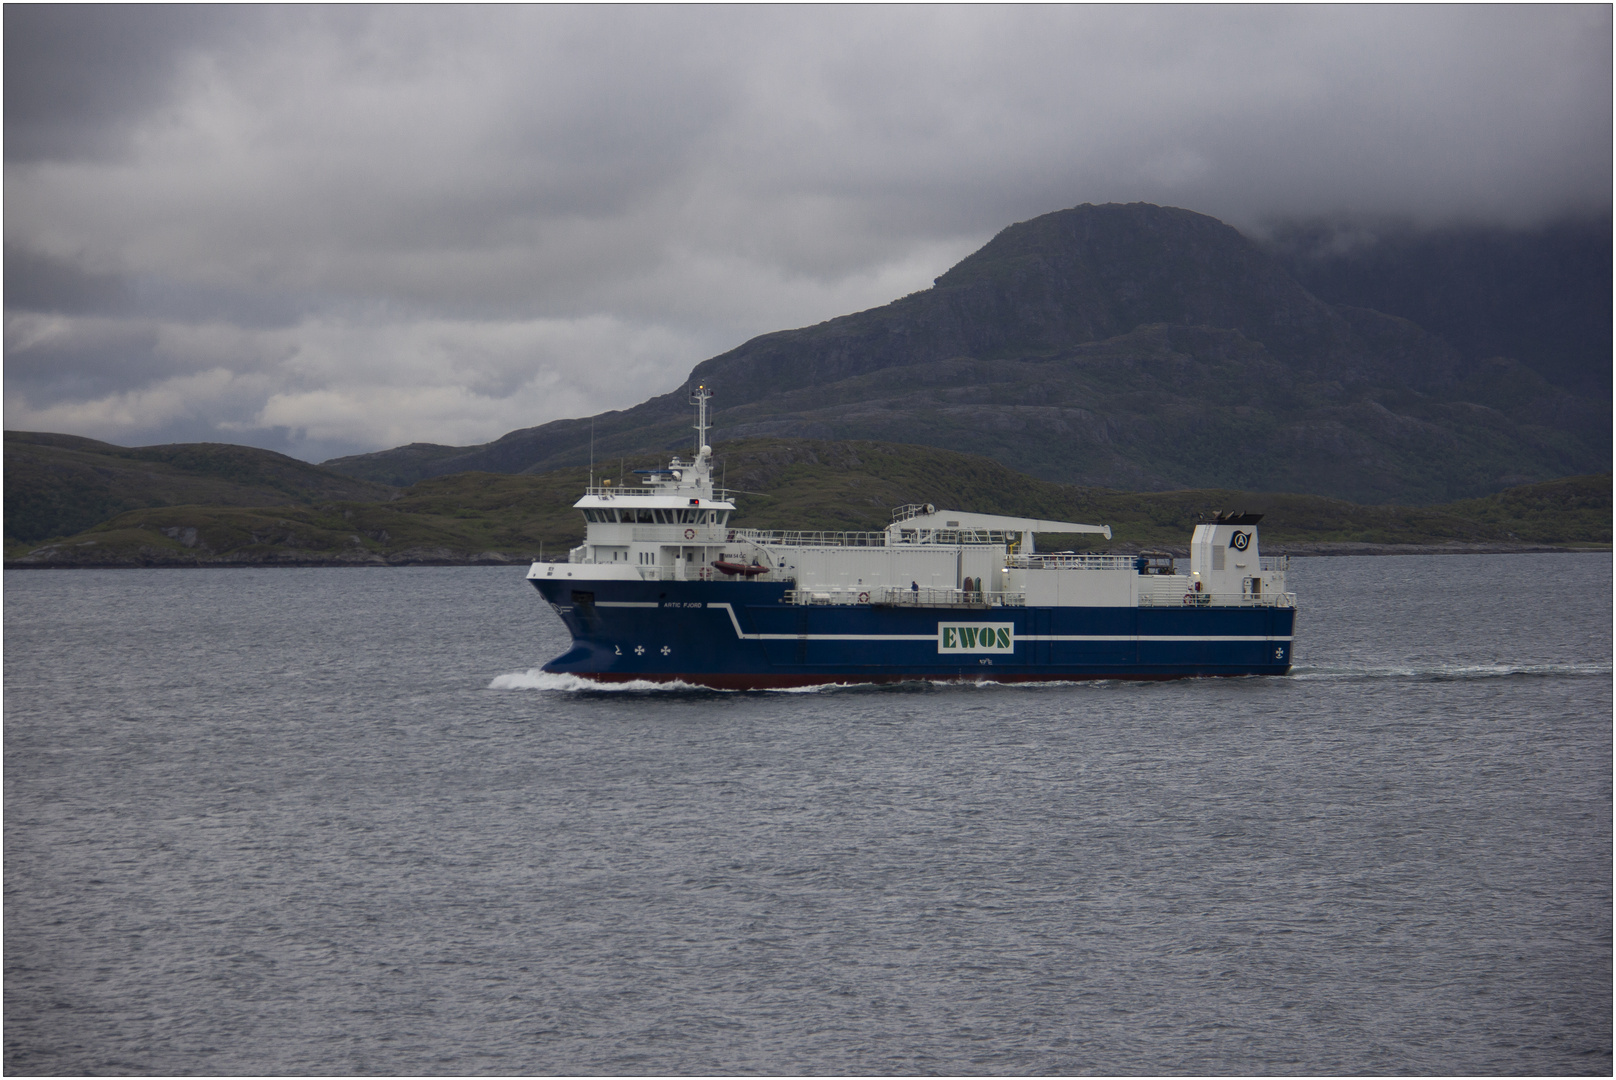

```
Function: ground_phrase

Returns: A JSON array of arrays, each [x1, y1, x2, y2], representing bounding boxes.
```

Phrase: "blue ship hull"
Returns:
[[532, 578, 1295, 689]]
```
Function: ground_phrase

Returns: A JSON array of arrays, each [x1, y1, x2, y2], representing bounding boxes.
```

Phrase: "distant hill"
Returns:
[[324, 203, 1608, 505], [4, 430, 395, 543], [9, 436, 1608, 568]]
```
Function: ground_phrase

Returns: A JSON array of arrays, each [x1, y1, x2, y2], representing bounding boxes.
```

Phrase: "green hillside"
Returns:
[[5, 430, 395, 544], [8, 436, 1607, 567]]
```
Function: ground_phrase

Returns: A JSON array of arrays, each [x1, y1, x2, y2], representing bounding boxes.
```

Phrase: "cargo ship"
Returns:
[[527, 387, 1295, 688]]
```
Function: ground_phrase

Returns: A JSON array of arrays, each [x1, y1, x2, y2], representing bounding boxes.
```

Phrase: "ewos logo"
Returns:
[[937, 623, 1015, 653]]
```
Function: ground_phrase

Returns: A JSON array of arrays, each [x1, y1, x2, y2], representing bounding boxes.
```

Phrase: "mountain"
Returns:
[[4, 430, 395, 543], [320, 202, 1609, 504], [9, 436, 1609, 567], [1266, 215, 1612, 398]]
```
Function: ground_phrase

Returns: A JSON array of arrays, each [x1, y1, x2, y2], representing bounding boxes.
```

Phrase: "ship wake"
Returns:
[[1290, 661, 1612, 681], [489, 669, 721, 692]]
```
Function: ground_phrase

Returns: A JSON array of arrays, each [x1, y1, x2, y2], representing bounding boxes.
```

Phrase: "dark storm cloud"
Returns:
[[6, 318, 166, 405], [4, 5, 1609, 458], [3, 4, 244, 163], [5, 241, 311, 329], [4, 244, 129, 314]]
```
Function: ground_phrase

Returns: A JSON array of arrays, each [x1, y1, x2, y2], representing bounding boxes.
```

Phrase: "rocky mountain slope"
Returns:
[[1267, 215, 1612, 398], [324, 203, 1609, 505]]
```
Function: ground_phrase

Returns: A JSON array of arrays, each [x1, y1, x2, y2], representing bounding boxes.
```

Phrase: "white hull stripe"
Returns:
[[743, 634, 1293, 643], [615, 603, 1293, 645]]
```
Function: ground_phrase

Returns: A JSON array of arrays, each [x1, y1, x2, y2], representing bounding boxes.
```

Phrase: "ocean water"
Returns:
[[5, 553, 1610, 1075]]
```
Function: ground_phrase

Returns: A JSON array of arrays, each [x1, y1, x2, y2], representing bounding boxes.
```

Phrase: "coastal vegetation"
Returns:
[[7, 433, 1607, 567], [5, 431, 392, 544]]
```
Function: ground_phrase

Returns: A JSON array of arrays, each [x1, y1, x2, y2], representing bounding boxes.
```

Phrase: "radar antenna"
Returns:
[[690, 384, 713, 455]]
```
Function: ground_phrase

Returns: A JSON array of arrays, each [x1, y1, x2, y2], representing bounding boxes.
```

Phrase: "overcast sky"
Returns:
[[6, 4, 1610, 462]]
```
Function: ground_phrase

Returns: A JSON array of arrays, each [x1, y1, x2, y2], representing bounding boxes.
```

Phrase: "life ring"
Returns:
[[858, 591, 870, 603], [1183, 593, 1195, 605], [684, 528, 696, 540]]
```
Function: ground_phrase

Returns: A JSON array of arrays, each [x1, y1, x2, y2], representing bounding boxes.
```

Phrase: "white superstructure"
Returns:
[[536, 386, 1291, 611]]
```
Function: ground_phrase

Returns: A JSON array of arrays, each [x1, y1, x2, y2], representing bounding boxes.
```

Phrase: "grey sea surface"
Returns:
[[5, 553, 1611, 1075]]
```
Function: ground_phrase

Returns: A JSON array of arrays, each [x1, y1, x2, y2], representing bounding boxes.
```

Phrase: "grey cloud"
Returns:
[[6, 317, 205, 406], [3, 5, 245, 163], [125, 279, 307, 331], [3, 5, 1609, 459], [4, 244, 129, 314], [5, 243, 307, 328]]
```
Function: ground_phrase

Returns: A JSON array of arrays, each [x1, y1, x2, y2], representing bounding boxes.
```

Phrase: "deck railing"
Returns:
[[640, 565, 789, 583], [1007, 553, 1137, 571], [888, 528, 1022, 545], [1138, 590, 1296, 608], [586, 485, 748, 501], [630, 526, 730, 543], [730, 529, 892, 548], [585, 485, 659, 497], [783, 587, 1026, 608], [732, 527, 1021, 548]]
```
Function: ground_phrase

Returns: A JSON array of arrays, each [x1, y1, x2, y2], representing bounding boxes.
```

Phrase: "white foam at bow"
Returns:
[[488, 669, 716, 692]]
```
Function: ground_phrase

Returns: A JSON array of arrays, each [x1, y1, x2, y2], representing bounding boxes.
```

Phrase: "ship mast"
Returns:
[[690, 384, 712, 455]]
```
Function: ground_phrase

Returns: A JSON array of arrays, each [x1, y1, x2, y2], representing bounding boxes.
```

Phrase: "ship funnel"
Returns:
[[1191, 513, 1263, 585]]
